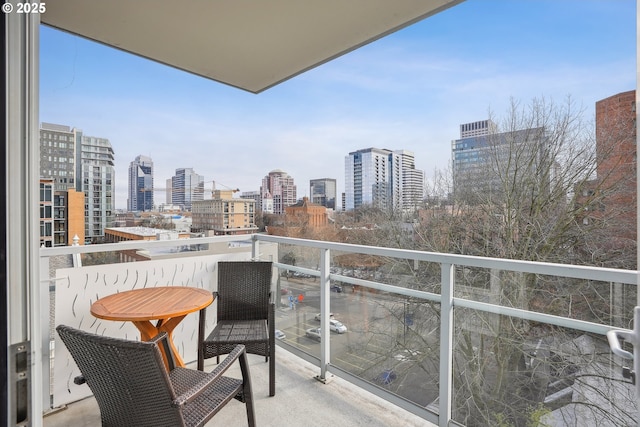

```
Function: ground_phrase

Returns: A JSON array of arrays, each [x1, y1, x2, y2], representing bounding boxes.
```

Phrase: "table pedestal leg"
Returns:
[[133, 315, 187, 368]]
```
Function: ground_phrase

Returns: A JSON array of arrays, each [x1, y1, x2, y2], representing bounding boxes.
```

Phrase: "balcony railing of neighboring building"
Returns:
[[39, 234, 638, 427]]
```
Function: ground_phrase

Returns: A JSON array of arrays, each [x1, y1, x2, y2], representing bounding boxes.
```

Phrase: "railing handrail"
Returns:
[[256, 234, 637, 285], [40, 233, 638, 285], [39, 234, 253, 256]]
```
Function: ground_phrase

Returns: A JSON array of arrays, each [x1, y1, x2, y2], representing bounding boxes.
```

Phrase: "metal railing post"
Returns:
[[439, 263, 454, 427], [71, 234, 81, 267], [251, 235, 259, 260], [317, 248, 331, 381]]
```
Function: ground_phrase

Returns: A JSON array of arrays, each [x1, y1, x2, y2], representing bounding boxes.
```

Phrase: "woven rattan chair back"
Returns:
[[57, 324, 257, 427], [217, 261, 272, 322], [56, 325, 183, 427], [198, 260, 276, 396]]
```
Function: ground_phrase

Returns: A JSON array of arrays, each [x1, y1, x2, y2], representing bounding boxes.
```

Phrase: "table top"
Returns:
[[90, 286, 213, 321]]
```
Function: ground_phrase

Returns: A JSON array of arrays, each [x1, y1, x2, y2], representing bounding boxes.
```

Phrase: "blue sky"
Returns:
[[39, 0, 636, 210]]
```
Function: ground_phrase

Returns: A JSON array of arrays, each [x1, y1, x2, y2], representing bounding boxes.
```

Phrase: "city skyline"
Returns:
[[39, 1, 635, 210]]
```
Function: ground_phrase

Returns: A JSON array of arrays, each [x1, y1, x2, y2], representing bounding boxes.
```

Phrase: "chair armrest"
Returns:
[[172, 344, 247, 407], [149, 332, 177, 371]]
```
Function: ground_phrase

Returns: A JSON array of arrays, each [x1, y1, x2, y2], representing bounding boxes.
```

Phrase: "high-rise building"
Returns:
[[171, 168, 204, 211], [77, 130, 115, 243], [127, 155, 154, 212], [345, 148, 423, 212], [39, 178, 54, 248], [40, 123, 77, 191], [240, 191, 261, 209], [39, 123, 114, 244], [345, 148, 390, 211], [459, 119, 497, 138], [260, 169, 297, 215], [310, 178, 337, 209], [165, 178, 173, 205], [451, 120, 547, 203], [390, 150, 424, 212]]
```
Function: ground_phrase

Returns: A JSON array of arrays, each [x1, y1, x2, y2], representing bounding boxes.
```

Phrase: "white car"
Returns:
[[314, 312, 334, 321], [393, 349, 422, 361], [329, 319, 347, 334], [305, 327, 321, 341], [275, 329, 286, 340]]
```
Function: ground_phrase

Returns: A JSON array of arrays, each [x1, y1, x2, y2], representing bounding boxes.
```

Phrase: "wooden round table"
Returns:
[[90, 286, 213, 368]]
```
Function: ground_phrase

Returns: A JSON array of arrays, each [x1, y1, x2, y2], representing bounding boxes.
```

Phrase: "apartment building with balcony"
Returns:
[[40, 123, 114, 243], [192, 190, 258, 235], [345, 147, 390, 211], [345, 148, 424, 212], [39, 179, 54, 248], [39, 178, 85, 248], [78, 131, 115, 243], [390, 150, 424, 213]]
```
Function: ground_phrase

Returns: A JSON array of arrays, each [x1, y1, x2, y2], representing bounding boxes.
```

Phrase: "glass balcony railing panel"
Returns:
[[454, 267, 637, 328], [275, 273, 321, 359], [278, 243, 321, 274], [337, 289, 441, 408], [274, 249, 444, 404], [527, 276, 636, 328], [451, 307, 637, 427], [331, 250, 441, 293]]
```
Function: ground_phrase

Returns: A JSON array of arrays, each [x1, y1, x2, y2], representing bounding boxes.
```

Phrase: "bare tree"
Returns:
[[414, 96, 636, 426]]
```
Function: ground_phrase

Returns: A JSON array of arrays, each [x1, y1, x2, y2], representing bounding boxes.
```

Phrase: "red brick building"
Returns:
[[596, 90, 636, 241], [577, 90, 636, 259], [267, 197, 329, 237]]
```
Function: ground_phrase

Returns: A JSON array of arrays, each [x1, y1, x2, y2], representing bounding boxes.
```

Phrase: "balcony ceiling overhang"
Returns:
[[41, 0, 463, 94]]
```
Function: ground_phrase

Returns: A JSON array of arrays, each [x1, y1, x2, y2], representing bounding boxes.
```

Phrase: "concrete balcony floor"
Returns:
[[43, 345, 434, 427]]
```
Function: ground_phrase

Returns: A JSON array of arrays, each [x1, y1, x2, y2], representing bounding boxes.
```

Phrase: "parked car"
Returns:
[[329, 319, 347, 334], [393, 349, 422, 361], [330, 284, 343, 293], [305, 327, 321, 341], [275, 329, 286, 340], [314, 312, 334, 321]]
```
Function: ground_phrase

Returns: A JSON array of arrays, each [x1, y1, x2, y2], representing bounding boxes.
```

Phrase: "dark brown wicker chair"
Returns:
[[197, 261, 275, 396], [56, 324, 256, 427]]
